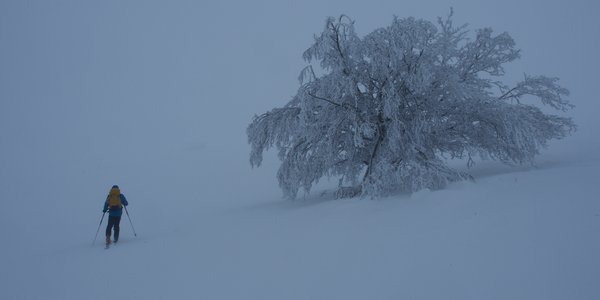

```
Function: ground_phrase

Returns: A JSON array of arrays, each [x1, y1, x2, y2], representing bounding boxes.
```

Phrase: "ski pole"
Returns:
[[93, 212, 106, 245], [124, 206, 137, 237]]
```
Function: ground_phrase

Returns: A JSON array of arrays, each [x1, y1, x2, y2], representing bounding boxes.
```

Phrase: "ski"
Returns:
[[105, 240, 118, 249]]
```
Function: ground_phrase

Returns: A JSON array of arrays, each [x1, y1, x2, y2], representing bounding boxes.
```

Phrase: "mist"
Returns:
[[1, 1, 599, 298], [2, 0, 599, 203]]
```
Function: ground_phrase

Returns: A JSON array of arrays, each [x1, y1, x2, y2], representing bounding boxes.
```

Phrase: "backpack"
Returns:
[[107, 187, 122, 211]]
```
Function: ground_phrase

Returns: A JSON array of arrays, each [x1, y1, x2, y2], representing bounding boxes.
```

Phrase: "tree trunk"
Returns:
[[363, 114, 386, 182]]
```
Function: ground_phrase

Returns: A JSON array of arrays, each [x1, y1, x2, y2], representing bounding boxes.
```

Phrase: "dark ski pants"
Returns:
[[105, 216, 121, 241]]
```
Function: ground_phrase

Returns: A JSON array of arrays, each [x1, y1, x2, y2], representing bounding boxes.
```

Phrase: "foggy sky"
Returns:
[[1, 0, 599, 207]]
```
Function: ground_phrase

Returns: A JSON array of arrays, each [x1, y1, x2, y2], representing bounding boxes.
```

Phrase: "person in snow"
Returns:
[[103, 185, 129, 245]]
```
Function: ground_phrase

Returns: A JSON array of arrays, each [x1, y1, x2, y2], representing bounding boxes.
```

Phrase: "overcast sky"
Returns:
[[1, 0, 599, 206]]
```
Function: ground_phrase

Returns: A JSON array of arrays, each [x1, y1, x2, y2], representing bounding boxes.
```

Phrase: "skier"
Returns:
[[103, 185, 129, 246]]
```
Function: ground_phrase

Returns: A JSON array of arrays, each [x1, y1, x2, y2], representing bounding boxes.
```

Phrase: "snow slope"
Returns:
[[1, 1, 599, 299], [2, 144, 599, 300]]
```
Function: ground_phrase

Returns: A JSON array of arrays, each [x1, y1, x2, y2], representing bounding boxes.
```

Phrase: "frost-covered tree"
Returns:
[[247, 12, 575, 198]]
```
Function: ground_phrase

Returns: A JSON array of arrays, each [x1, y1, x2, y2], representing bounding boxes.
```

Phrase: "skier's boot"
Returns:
[[105, 236, 112, 246]]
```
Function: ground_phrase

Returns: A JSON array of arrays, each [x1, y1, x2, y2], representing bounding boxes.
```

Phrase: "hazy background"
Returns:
[[1, 0, 599, 233], [1, 1, 600, 299]]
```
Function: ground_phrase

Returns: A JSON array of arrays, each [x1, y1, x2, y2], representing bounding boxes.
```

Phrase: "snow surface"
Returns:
[[2, 144, 600, 300], [1, 1, 599, 299]]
